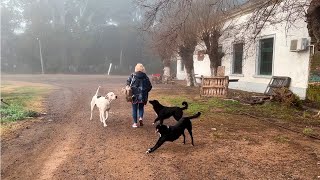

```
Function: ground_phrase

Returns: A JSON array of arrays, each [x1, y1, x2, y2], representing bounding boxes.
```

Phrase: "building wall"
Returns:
[[176, 46, 212, 80], [223, 15, 311, 99], [176, 57, 187, 80], [176, 8, 311, 99]]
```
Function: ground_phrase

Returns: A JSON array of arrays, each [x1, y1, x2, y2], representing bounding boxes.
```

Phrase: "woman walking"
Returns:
[[127, 63, 152, 128]]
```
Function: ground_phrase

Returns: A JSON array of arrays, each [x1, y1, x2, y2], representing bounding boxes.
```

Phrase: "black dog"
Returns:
[[146, 112, 201, 153], [149, 100, 188, 125]]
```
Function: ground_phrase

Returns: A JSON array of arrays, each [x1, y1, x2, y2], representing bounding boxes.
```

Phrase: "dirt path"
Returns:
[[1, 75, 320, 180], [1, 75, 156, 180]]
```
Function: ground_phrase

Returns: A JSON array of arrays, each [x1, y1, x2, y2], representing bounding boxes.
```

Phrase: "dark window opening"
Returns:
[[258, 38, 274, 75], [233, 43, 244, 74]]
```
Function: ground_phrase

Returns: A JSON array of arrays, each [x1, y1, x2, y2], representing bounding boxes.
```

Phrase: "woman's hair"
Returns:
[[135, 63, 146, 73]]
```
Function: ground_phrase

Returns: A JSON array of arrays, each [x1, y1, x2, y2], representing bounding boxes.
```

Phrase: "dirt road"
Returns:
[[1, 75, 320, 180]]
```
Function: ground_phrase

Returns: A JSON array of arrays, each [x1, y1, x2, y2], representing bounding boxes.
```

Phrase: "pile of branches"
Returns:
[[271, 87, 301, 107]]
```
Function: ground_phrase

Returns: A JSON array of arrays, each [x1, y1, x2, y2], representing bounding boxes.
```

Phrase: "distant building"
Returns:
[[176, 1, 312, 99]]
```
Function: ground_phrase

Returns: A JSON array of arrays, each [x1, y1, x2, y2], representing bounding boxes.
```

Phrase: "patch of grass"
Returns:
[[241, 135, 260, 145], [274, 135, 290, 143], [151, 90, 319, 124], [1, 82, 49, 123], [211, 131, 225, 140], [248, 102, 298, 120], [302, 128, 315, 136], [0, 105, 38, 123], [156, 95, 242, 114], [307, 84, 320, 104], [157, 96, 210, 114]]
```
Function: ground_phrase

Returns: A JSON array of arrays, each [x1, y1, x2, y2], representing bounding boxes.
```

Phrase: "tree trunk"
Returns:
[[306, 0, 320, 101], [185, 69, 198, 86], [307, 0, 320, 50], [163, 66, 171, 83], [179, 45, 196, 87], [185, 71, 193, 86], [202, 30, 222, 77], [192, 69, 198, 86], [210, 66, 217, 77], [210, 67, 214, 77], [162, 59, 171, 83], [184, 58, 195, 86], [163, 66, 170, 77], [208, 53, 220, 76]]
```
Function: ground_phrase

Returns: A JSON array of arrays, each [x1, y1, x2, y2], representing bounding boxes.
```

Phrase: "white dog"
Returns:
[[90, 86, 117, 127]]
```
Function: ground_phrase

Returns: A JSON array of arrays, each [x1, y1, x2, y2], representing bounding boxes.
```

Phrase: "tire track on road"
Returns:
[[37, 84, 85, 179]]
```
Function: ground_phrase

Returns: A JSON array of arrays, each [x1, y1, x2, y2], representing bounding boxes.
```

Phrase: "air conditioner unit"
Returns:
[[290, 38, 308, 52]]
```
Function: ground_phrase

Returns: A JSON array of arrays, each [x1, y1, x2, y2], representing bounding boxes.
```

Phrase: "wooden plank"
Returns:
[[202, 85, 227, 88], [202, 77, 227, 79], [251, 95, 271, 98]]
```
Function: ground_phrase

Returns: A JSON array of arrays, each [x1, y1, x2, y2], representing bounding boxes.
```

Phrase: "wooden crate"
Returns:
[[200, 76, 229, 97]]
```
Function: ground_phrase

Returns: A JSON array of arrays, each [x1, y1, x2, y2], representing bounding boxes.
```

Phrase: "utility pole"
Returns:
[[105, 56, 108, 74], [108, 63, 112, 76], [119, 48, 123, 67], [37, 38, 44, 74]]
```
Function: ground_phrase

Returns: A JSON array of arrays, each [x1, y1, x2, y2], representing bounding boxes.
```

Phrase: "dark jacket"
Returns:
[[126, 71, 152, 104]]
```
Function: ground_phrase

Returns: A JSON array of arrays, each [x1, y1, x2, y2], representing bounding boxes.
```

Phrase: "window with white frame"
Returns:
[[258, 37, 274, 75], [232, 43, 244, 74]]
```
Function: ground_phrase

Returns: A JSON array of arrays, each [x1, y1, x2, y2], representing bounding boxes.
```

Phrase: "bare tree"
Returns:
[[141, 1, 199, 86], [306, 0, 320, 50], [139, 0, 237, 77], [191, 0, 234, 76], [136, 0, 193, 31], [198, 0, 319, 75], [138, 0, 319, 83], [149, 29, 176, 82], [240, 0, 309, 40], [177, 24, 198, 86], [139, 0, 319, 51]]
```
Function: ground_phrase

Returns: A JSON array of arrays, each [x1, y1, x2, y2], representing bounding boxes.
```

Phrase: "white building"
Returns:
[[176, 2, 312, 99]]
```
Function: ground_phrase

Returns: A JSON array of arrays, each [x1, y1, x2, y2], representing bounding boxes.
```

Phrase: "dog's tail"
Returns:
[[187, 112, 201, 120], [95, 86, 101, 96], [181, 101, 188, 110]]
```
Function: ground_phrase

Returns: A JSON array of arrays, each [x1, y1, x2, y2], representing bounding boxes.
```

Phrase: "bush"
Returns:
[[307, 84, 320, 103]]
